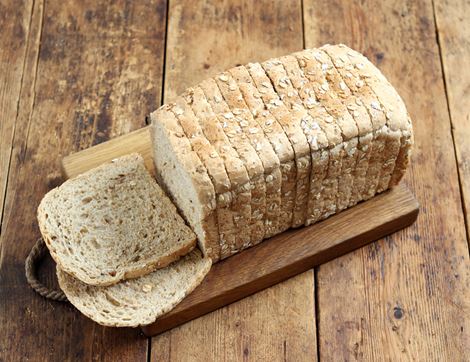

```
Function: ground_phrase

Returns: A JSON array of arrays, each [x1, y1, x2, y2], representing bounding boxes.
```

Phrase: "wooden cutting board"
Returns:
[[62, 126, 419, 336]]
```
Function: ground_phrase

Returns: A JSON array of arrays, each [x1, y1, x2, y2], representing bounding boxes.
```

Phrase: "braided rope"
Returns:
[[25, 238, 68, 302]]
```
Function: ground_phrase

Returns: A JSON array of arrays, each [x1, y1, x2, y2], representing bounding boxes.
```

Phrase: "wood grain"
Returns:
[[434, 0, 470, 245], [152, 0, 318, 360], [141, 184, 418, 336], [0, 0, 33, 229], [0, 1, 167, 360], [304, 0, 470, 360]]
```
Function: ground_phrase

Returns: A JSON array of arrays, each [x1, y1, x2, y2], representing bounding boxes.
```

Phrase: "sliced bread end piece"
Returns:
[[57, 249, 212, 327], [38, 153, 197, 286]]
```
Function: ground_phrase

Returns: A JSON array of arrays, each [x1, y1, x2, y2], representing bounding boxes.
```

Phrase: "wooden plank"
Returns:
[[303, 0, 470, 360], [0, 0, 33, 229], [434, 0, 470, 244], [142, 184, 418, 336], [152, 0, 317, 360], [0, 1, 167, 360], [62, 127, 154, 178]]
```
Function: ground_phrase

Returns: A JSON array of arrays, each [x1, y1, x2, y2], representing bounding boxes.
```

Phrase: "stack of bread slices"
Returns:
[[37, 44, 413, 327], [38, 154, 211, 327]]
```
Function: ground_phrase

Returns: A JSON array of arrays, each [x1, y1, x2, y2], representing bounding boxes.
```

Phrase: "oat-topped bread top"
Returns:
[[37, 153, 196, 286], [57, 249, 211, 327]]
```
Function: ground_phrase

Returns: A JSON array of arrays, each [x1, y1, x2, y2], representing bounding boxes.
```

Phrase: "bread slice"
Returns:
[[191, 86, 252, 259], [310, 49, 365, 211], [293, 50, 355, 219], [243, 63, 298, 234], [320, 46, 378, 206], [37, 154, 196, 286], [151, 107, 219, 261], [57, 249, 211, 327], [213, 72, 267, 246], [324, 46, 392, 199]]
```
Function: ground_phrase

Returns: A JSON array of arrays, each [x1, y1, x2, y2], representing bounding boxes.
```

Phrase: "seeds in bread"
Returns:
[[151, 107, 219, 261], [190, 86, 251, 259], [57, 249, 211, 327], [37, 154, 197, 286], [223, 66, 283, 239]]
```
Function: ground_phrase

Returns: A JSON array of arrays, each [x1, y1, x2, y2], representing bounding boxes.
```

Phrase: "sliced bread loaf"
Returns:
[[57, 249, 211, 327], [37, 154, 196, 286], [149, 44, 413, 259]]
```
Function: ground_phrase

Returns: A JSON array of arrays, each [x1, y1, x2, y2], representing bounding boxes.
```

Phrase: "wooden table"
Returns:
[[1, 0, 468, 360]]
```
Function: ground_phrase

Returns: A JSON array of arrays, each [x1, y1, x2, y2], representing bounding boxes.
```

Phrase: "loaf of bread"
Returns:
[[151, 44, 413, 262], [37, 154, 197, 286]]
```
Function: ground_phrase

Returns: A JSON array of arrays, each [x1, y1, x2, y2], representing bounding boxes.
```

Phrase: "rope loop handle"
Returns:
[[25, 238, 68, 302]]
